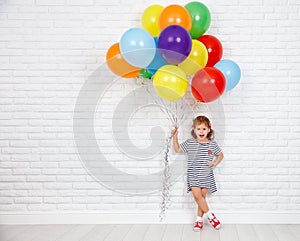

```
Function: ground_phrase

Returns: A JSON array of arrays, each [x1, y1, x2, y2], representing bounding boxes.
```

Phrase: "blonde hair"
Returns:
[[191, 115, 215, 140]]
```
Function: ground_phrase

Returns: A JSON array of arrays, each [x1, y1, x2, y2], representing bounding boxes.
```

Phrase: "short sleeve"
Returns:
[[179, 139, 190, 153], [212, 141, 222, 155]]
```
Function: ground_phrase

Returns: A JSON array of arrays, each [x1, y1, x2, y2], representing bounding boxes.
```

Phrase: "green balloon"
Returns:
[[184, 1, 211, 39], [139, 69, 152, 79]]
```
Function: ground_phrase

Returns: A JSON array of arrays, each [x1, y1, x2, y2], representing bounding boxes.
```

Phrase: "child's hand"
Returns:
[[207, 161, 215, 167], [171, 128, 178, 137]]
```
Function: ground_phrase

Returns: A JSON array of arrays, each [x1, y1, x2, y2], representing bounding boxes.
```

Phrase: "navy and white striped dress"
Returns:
[[180, 138, 222, 193]]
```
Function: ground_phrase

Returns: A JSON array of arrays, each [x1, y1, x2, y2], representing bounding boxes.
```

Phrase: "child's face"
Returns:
[[194, 123, 210, 140]]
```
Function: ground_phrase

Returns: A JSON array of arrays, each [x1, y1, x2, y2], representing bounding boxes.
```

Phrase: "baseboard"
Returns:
[[0, 211, 299, 224]]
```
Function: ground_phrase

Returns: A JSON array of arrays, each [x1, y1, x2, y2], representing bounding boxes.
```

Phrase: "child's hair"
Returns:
[[191, 115, 215, 140]]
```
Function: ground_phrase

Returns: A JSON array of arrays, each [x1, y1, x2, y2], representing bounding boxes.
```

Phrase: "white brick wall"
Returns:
[[0, 0, 300, 224]]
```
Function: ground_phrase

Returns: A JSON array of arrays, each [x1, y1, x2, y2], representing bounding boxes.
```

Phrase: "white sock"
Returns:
[[206, 211, 213, 219], [196, 216, 203, 222]]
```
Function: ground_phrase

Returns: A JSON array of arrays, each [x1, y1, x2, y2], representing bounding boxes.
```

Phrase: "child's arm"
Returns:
[[171, 128, 181, 153], [208, 152, 224, 167]]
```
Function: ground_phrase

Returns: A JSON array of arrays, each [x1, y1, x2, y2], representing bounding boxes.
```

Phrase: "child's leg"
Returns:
[[200, 188, 217, 217], [191, 187, 204, 231], [197, 205, 203, 217], [191, 187, 209, 216], [201, 188, 209, 213], [200, 188, 221, 229]]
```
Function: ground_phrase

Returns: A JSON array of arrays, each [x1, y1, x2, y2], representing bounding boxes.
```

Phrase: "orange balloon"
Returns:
[[106, 43, 141, 78], [159, 4, 192, 32]]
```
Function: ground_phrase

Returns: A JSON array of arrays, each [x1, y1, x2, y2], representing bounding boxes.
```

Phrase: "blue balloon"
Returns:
[[214, 59, 241, 92], [146, 37, 168, 75], [120, 28, 156, 68]]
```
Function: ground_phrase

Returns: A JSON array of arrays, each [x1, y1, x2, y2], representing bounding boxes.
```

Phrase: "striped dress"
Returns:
[[180, 138, 222, 193]]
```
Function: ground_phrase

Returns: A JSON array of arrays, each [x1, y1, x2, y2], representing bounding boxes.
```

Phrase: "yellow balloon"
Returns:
[[142, 4, 164, 37], [153, 65, 188, 102], [178, 40, 208, 76]]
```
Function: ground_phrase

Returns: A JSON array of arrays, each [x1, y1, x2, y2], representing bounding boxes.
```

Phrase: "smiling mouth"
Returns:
[[199, 134, 205, 138]]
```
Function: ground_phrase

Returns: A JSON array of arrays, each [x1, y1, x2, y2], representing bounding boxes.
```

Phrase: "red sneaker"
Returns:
[[208, 213, 221, 230], [193, 220, 203, 231]]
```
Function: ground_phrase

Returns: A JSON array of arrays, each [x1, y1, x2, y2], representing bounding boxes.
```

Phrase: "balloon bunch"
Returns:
[[105, 1, 242, 220], [106, 1, 241, 103]]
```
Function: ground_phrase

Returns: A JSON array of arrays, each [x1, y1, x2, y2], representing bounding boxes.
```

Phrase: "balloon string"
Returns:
[[143, 82, 186, 221], [145, 84, 177, 127], [159, 132, 173, 221]]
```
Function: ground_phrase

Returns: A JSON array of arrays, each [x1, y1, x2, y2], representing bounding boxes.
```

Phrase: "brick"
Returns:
[[0, 0, 299, 216]]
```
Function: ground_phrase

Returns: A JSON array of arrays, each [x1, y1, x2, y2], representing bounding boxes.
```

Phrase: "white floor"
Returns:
[[0, 224, 299, 241]]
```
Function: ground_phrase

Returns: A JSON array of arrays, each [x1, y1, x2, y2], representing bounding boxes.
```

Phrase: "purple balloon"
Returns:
[[158, 25, 192, 65]]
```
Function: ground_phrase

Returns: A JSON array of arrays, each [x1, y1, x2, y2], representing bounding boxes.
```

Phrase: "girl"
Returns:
[[171, 115, 224, 231]]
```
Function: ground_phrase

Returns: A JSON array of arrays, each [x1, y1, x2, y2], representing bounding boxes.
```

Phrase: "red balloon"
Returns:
[[197, 35, 223, 67], [191, 67, 226, 103]]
